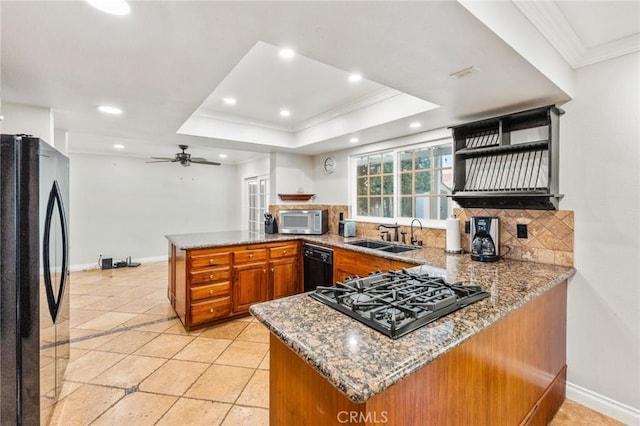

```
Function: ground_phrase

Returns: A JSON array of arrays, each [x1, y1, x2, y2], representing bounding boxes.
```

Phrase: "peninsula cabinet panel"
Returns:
[[270, 280, 568, 426], [271, 257, 298, 299], [233, 262, 268, 314]]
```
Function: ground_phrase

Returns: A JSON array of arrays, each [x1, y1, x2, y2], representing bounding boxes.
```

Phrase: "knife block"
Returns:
[[265, 219, 278, 234]]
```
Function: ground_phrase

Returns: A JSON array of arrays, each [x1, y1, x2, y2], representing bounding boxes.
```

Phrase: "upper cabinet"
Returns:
[[450, 105, 564, 210]]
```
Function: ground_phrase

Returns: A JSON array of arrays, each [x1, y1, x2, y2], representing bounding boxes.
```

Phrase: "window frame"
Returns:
[[349, 137, 454, 229]]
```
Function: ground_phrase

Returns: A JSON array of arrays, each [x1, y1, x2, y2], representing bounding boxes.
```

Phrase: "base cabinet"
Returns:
[[333, 247, 416, 282], [270, 280, 568, 425], [169, 241, 300, 330]]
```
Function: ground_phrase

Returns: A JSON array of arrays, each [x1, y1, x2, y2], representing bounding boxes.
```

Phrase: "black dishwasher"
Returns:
[[303, 243, 333, 292]]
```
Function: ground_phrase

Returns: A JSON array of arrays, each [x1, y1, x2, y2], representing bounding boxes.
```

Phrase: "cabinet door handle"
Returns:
[[271, 268, 274, 272], [283, 250, 287, 255], [263, 268, 266, 273]]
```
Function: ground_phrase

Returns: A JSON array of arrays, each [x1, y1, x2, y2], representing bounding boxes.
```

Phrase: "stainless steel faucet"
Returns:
[[410, 218, 423, 245], [376, 223, 399, 242]]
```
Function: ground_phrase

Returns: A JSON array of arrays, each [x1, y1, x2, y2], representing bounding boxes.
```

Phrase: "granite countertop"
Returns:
[[166, 230, 576, 403]]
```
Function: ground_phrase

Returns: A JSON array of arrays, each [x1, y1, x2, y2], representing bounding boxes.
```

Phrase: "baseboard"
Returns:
[[566, 381, 640, 425], [70, 255, 168, 272]]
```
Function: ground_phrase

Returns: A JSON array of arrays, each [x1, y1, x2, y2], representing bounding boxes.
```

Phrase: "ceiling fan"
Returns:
[[146, 145, 221, 167]]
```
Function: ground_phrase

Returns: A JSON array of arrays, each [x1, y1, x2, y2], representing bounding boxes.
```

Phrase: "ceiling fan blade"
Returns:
[[145, 160, 174, 163], [190, 159, 221, 166], [149, 157, 176, 160], [189, 157, 208, 161]]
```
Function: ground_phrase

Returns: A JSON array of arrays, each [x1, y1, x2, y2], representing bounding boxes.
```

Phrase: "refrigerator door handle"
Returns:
[[42, 180, 69, 323]]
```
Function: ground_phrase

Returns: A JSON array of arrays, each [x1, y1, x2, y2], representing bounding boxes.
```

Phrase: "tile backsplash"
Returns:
[[268, 204, 574, 267], [454, 208, 574, 267]]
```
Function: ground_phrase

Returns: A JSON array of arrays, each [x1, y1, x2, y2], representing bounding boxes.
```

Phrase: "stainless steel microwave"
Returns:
[[279, 209, 328, 235]]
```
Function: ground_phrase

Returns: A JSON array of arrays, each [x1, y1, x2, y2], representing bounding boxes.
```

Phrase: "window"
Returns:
[[246, 175, 269, 233], [353, 141, 453, 222]]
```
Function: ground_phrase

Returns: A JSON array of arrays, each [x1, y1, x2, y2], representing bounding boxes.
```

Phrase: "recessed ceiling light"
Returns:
[[279, 48, 295, 59], [113, 144, 125, 149], [410, 122, 422, 129], [348, 73, 362, 82], [85, 0, 130, 15], [223, 97, 237, 105], [280, 109, 291, 117], [350, 137, 359, 143], [219, 154, 228, 158], [98, 105, 123, 115]]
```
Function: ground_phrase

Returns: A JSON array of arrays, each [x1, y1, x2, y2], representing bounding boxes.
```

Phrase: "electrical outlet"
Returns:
[[517, 224, 528, 239]]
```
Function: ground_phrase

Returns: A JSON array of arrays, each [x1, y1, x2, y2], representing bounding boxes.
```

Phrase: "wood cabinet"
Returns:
[[333, 247, 415, 283], [169, 241, 300, 330]]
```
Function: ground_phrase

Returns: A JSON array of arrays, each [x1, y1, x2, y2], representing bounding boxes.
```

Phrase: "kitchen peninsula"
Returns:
[[166, 231, 575, 425]]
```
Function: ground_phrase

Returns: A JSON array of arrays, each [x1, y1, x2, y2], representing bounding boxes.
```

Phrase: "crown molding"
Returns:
[[513, 0, 585, 68], [513, 0, 639, 69]]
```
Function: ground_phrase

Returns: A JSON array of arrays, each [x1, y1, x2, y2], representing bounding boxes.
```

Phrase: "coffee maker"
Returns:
[[470, 217, 499, 262]]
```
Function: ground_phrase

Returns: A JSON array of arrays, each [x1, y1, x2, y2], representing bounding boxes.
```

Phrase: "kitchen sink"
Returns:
[[378, 245, 419, 253], [347, 240, 392, 249], [346, 240, 419, 253]]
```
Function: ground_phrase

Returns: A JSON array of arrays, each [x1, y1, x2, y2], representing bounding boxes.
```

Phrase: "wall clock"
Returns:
[[323, 156, 336, 174]]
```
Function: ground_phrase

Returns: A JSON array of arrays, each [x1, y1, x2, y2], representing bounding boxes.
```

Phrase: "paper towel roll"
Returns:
[[445, 216, 462, 253]]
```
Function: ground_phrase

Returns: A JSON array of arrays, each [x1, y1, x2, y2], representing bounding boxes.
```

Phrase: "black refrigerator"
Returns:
[[0, 134, 70, 425]]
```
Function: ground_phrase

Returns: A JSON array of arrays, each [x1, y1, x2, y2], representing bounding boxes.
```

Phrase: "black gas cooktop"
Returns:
[[309, 270, 490, 339]]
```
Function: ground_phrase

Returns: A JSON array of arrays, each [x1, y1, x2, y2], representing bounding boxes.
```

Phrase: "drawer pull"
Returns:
[[249, 254, 254, 258], [283, 250, 287, 254], [209, 290, 214, 295], [209, 308, 214, 313], [209, 274, 214, 279], [209, 259, 215, 264]]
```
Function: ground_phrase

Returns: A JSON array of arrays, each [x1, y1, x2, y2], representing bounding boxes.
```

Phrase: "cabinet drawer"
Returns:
[[190, 252, 231, 269], [234, 249, 267, 263], [190, 297, 231, 325], [190, 267, 230, 285], [191, 281, 230, 302], [269, 244, 297, 259]]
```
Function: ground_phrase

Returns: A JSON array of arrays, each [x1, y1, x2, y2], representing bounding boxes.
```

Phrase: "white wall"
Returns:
[[271, 152, 314, 204], [560, 52, 640, 420], [1, 101, 55, 146], [69, 153, 240, 267]]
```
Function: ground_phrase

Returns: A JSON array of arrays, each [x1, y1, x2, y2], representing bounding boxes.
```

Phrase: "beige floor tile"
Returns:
[[550, 399, 625, 426], [113, 298, 163, 314], [91, 391, 177, 426], [143, 302, 176, 316], [69, 329, 124, 350], [75, 311, 138, 331], [165, 321, 203, 336], [215, 340, 269, 369], [89, 354, 166, 388], [139, 359, 209, 396], [235, 322, 270, 343], [48, 384, 125, 426], [64, 350, 126, 382], [134, 333, 194, 358], [121, 314, 177, 332], [157, 398, 231, 426], [174, 337, 232, 363], [70, 294, 108, 309], [236, 370, 269, 408], [118, 286, 160, 299], [82, 296, 131, 311], [57, 380, 83, 400], [96, 329, 160, 354], [185, 364, 254, 403], [69, 309, 108, 327], [145, 288, 172, 300], [199, 320, 248, 340], [221, 405, 269, 426], [258, 351, 269, 370]]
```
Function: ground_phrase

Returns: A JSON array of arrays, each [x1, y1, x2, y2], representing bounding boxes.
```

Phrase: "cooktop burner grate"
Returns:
[[309, 270, 490, 339]]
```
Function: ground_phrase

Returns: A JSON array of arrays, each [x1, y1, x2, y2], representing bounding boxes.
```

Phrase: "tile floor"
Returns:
[[49, 262, 624, 425]]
